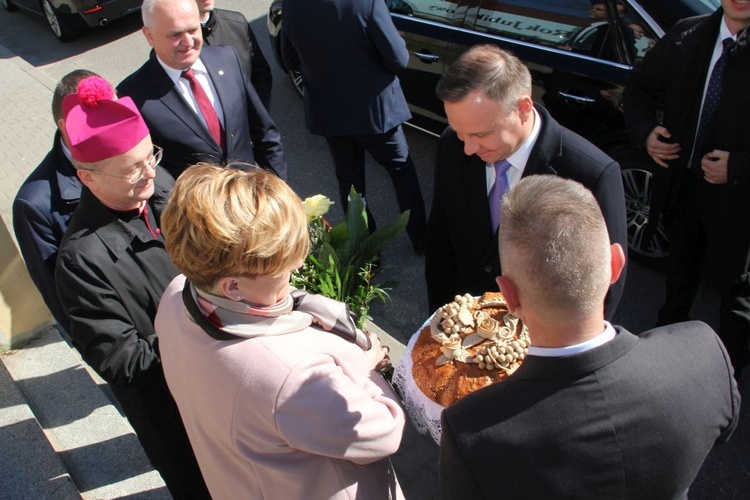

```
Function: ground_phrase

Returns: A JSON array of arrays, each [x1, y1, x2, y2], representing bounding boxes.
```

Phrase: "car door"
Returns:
[[387, 0, 467, 131], [11, 0, 41, 14]]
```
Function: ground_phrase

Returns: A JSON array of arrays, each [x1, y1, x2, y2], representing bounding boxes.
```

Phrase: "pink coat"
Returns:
[[155, 275, 405, 499]]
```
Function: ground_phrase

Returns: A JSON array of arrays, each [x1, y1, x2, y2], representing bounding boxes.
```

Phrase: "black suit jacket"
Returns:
[[202, 8, 273, 111], [13, 132, 80, 334], [440, 322, 740, 499], [425, 105, 627, 318], [117, 46, 286, 179], [624, 10, 750, 278], [280, 0, 412, 136]]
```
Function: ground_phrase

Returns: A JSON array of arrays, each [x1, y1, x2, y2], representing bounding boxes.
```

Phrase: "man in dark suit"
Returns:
[[13, 69, 96, 336], [280, 0, 427, 251], [117, 0, 286, 180], [55, 75, 209, 498], [425, 44, 627, 319], [196, 0, 273, 110], [440, 175, 740, 499], [624, 1, 750, 376]]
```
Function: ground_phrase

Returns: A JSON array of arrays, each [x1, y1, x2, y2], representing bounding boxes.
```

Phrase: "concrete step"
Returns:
[[0, 320, 439, 500], [0, 326, 169, 499], [0, 352, 79, 499]]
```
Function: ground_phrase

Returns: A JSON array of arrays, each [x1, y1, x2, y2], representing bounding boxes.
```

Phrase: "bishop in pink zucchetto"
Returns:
[[62, 76, 150, 163], [54, 75, 211, 495]]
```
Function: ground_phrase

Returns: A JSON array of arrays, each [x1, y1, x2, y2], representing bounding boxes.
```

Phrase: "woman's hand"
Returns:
[[364, 331, 388, 370]]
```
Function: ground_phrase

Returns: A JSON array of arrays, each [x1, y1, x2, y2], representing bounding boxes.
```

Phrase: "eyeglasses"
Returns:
[[79, 145, 163, 185]]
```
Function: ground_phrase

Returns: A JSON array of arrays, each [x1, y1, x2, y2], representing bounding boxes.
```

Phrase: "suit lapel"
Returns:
[[523, 105, 562, 178], [465, 155, 491, 230], [148, 54, 220, 149], [201, 49, 231, 143], [462, 153, 500, 264]]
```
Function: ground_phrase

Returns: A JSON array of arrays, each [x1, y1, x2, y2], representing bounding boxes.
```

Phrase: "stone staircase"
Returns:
[[0, 326, 169, 499], [0, 323, 440, 500]]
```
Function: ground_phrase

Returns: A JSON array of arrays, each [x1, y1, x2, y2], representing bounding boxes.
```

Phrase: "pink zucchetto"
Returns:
[[62, 76, 150, 163]]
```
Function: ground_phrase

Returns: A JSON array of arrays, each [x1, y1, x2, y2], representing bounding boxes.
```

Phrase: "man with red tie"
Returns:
[[117, 0, 286, 179]]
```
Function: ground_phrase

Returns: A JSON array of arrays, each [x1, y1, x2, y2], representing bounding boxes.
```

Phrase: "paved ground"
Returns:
[[0, 42, 56, 231], [0, 8, 748, 499]]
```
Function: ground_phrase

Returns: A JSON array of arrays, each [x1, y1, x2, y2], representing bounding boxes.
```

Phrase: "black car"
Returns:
[[268, 0, 720, 261], [2, 0, 142, 41]]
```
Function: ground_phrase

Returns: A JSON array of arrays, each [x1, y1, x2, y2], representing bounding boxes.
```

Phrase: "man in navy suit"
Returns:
[[118, 0, 286, 180], [13, 69, 96, 337], [425, 44, 627, 318], [280, 0, 427, 251], [440, 175, 740, 499]]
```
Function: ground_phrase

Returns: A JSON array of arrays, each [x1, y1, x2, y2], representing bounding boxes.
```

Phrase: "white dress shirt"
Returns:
[[155, 56, 226, 130], [485, 106, 542, 194], [528, 321, 617, 357]]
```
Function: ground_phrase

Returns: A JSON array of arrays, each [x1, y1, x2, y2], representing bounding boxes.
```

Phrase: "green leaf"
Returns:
[[360, 210, 410, 263], [338, 188, 370, 262], [292, 188, 408, 329]]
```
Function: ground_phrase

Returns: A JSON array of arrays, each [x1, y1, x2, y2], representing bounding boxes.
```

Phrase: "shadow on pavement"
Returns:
[[0, 7, 142, 65]]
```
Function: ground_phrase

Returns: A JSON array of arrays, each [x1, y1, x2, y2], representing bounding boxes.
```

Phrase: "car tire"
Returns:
[[289, 69, 303, 97], [42, 0, 78, 42], [2, 0, 18, 12], [620, 162, 669, 265]]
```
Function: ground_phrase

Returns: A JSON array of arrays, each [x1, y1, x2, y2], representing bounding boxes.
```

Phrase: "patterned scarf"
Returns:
[[188, 282, 371, 350]]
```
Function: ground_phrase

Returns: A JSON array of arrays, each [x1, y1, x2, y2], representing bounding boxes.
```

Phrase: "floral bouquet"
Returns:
[[293, 188, 409, 329]]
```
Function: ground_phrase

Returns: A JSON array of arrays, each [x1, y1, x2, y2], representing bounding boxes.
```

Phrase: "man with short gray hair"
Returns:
[[499, 175, 614, 321], [440, 175, 740, 499], [118, 0, 285, 179]]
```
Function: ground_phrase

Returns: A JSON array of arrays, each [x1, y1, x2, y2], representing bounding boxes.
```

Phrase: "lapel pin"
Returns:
[[218, 70, 224, 76]]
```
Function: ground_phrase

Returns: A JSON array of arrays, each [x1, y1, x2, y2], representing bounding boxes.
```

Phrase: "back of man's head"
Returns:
[[499, 175, 611, 321], [436, 44, 531, 114], [52, 69, 98, 125]]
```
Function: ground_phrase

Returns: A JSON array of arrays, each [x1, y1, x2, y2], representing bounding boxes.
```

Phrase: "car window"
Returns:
[[623, 15, 658, 63], [468, 0, 643, 64], [467, 0, 594, 47], [387, 0, 462, 24]]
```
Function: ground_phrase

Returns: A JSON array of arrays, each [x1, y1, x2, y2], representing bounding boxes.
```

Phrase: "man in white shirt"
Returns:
[[424, 44, 627, 317], [440, 175, 740, 499], [624, 0, 750, 377], [117, 0, 286, 179]]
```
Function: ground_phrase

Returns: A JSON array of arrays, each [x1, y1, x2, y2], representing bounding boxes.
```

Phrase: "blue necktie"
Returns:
[[489, 160, 512, 232], [690, 37, 735, 175]]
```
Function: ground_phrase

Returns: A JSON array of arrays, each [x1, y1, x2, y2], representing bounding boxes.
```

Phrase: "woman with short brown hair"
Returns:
[[156, 164, 405, 499]]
